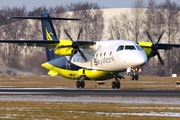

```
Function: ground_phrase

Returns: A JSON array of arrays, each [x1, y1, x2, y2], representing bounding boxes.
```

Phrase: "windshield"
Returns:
[[136, 45, 142, 50], [124, 45, 136, 50], [116, 45, 124, 51], [117, 45, 137, 51]]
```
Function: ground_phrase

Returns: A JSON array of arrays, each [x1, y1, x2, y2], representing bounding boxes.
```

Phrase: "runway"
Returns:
[[0, 88, 180, 97]]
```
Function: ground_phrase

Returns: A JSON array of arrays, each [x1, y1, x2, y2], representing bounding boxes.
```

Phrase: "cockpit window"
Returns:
[[125, 45, 136, 50], [117, 45, 124, 51], [136, 45, 142, 50]]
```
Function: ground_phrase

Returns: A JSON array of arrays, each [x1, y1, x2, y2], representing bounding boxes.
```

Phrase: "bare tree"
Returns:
[[67, 2, 104, 41], [130, 0, 145, 42], [0, 6, 28, 68], [156, 0, 180, 76]]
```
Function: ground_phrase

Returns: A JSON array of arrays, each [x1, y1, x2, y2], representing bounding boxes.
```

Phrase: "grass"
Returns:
[[0, 101, 180, 119], [0, 76, 179, 90]]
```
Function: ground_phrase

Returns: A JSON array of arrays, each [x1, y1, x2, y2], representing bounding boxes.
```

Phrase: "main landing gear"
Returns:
[[112, 74, 124, 89], [76, 76, 85, 88]]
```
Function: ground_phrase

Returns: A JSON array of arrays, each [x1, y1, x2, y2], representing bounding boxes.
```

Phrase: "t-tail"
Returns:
[[40, 12, 58, 61], [9, 12, 81, 61]]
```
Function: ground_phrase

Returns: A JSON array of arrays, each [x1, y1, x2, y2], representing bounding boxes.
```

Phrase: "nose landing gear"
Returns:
[[131, 68, 140, 80], [131, 74, 139, 80]]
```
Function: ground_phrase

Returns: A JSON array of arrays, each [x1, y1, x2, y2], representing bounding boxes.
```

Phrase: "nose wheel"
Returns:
[[131, 68, 140, 81], [131, 74, 139, 80]]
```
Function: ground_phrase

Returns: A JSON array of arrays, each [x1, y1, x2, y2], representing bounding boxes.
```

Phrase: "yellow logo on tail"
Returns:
[[46, 28, 53, 40]]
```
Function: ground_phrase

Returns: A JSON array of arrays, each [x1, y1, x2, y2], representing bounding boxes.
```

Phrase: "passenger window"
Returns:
[[110, 51, 112, 55], [117, 45, 124, 51], [96, 54, 98, 57], [100, 53, 102, 57], [104, 52, 106, 56]]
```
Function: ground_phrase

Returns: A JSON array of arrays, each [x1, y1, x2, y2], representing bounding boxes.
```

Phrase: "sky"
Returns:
[[1, 0, 180, 11]]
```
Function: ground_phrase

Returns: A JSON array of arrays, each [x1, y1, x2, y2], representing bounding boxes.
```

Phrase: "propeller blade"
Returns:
[[146, 31, 154, 43], [64, 28, 87, 62], [69, 49, 76, 62], [156, 51, 164, 65], [64, 29, 73, 41], [77, 28, 82, 41], [156, 31, 164, 44], [77, 48, 87, 62]]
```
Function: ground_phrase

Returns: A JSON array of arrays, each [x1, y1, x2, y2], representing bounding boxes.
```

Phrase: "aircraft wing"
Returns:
[[139, 42, 180, 50], [138, 41, 180, 65], [154, 43, 180, 49]]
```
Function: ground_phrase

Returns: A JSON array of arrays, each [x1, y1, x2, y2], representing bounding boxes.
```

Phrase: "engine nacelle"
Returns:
[[58, 39, 73, 47], [54, 39, 73, 56], [54, 47, 73, 56]]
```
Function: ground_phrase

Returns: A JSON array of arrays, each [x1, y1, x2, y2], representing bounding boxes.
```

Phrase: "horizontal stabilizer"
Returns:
[[0, 40, 96, 48], [0, 40, 59, 48], [7, 16, 81, 21]]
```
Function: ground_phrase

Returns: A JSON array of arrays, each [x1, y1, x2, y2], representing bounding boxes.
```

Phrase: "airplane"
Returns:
[[0, 12, 180, 89]]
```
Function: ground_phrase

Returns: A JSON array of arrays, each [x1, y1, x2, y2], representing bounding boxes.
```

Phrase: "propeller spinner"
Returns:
[[146, 31, 164, 65], [64, 29, 87, 62]]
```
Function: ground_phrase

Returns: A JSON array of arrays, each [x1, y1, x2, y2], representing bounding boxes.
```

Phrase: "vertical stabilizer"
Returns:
[[40, 12, 58, 61]]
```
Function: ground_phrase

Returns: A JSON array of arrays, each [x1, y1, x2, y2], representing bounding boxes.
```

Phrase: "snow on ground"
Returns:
[[65, 111, 180, 117], [0, 95, 180, 104]]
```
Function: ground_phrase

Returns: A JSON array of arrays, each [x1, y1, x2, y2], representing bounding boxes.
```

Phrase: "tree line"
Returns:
[[0, 0, 179, 76]]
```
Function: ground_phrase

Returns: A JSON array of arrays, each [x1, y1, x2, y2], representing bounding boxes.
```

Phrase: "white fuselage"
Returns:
[[67, 40, 147, 71]]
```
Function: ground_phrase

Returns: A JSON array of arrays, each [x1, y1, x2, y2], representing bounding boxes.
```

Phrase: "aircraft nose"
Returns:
[[135, 52, 147, 66]]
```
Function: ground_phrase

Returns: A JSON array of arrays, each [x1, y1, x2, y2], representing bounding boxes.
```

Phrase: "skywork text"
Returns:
[[94, 56, 115, 66]]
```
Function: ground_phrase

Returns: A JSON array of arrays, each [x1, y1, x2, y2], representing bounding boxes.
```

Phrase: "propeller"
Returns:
[[64, 29, 87, 62], [146, 30, 164, 65]]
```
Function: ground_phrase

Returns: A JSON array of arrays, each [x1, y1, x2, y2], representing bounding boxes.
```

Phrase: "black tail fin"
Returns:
[[9, 12, 81, 61]]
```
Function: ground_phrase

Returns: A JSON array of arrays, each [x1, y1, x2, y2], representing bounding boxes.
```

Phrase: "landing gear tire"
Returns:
[[112, 81, 116, 89], [81, 81, 85, 88], [131, 74, 135, 80], [76, 81, 85, 88], [134, 74, 139, 80], [76, 81, 81, 88], [131, 74, 139, 81], [112, 81, 121, 89], [116, 82, 120, 89]]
